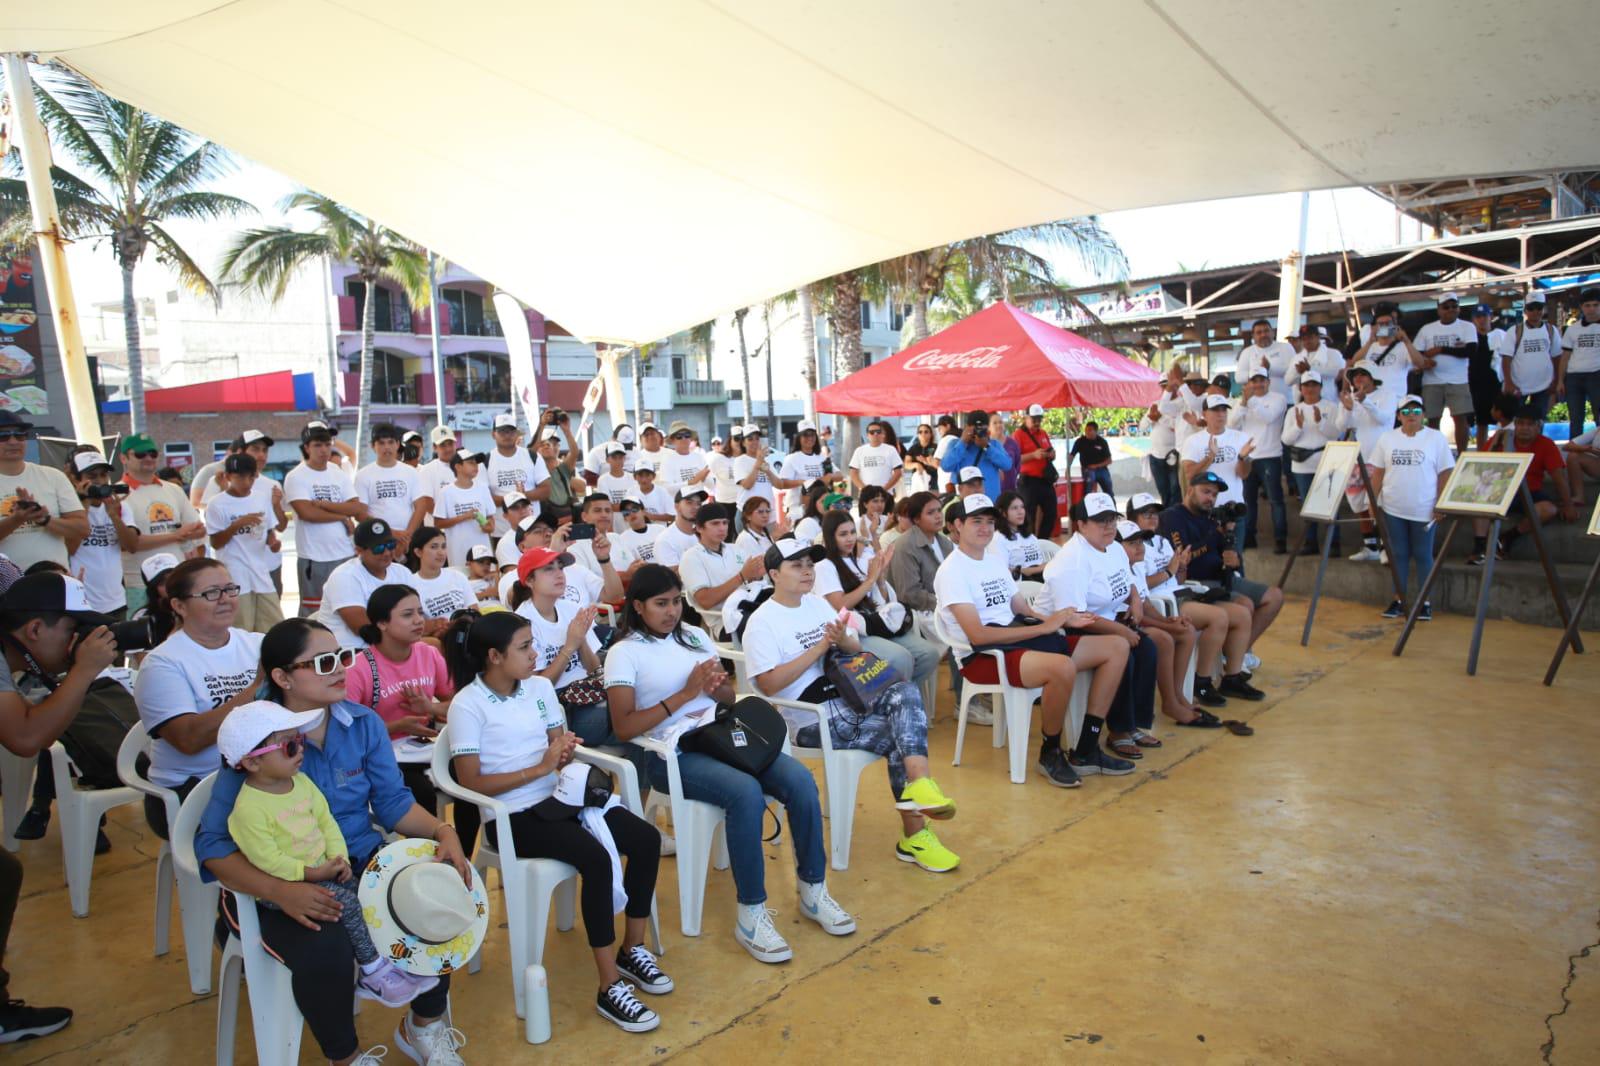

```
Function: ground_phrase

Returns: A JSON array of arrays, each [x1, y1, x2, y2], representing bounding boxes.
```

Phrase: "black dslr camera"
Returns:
[[75, 615, 157, 656], [1213, 501, 1249, 527], [84, 483, 129, 501]]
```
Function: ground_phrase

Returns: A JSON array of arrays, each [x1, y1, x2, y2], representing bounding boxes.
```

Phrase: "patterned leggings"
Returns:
[[826, 680, 930, 800], [263, 876, 378, 965]]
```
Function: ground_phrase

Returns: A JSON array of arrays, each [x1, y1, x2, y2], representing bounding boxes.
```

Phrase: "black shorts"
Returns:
[[1506, 486, 1553, 516], [1468, 369, 1501, 428]]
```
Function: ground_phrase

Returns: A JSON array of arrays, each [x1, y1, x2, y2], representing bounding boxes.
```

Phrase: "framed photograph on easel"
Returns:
[[1438, 453, 1535, 516], [1299, 441, 1361, 521]]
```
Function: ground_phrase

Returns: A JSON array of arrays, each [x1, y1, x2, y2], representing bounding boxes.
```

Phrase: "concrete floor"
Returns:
[[5, 595, 1597, 1064]]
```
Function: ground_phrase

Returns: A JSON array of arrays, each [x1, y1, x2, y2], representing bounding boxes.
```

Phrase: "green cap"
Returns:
[[119, 432, 157, 454]]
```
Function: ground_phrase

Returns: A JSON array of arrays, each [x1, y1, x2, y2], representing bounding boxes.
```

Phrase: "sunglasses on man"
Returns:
[[0, 431, 31, 443], [130, 449, 159, 459]]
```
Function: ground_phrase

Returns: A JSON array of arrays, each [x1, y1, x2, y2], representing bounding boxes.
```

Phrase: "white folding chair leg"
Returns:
[[671, 799, 722, 937], [1182, 645, 1198, 703], [176, 871, 221, 995], [711, 820, 730, 871], [0, 750, 36, 852], [1001, 689, 1035, 785], [919, 673, 938, 724], [215, 942, 243, 1066], [825, 754, 878, 871], [554, 877, 577, 933], [154, 844, 174, 957]]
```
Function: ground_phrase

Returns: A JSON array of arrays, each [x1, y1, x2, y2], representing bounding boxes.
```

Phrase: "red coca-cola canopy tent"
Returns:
[[814, 302, 1161, 415]]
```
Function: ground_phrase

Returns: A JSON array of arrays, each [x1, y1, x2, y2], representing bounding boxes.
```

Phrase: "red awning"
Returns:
[[814, 302, 1161, 415], [110, 371, 303, 413]]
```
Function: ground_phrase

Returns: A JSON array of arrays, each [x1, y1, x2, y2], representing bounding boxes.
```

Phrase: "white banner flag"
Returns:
[[492, 292, 539, 436]]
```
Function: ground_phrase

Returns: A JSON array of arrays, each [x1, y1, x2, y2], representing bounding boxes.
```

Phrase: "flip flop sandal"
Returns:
[[1173, 710, 1224, 728], [1106, 737, 1142, 759], [1223, 719, 1255, 736], [1130, 729, 1163, 748]]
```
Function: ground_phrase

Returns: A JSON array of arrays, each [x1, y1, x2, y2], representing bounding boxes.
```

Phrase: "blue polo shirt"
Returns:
[[939, 437, 1015, 498], [195, 700, 415, 882], [1156, 504, 1228, 581]]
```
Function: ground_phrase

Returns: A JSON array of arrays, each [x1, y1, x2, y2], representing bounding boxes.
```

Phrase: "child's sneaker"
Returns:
[[358, 960, 439, 1008]]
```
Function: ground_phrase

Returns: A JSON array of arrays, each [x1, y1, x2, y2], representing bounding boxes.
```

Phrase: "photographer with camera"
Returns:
[[64, 449, 131, 617], [0, 572, 121, 1043], [0, 412, 89, 574], [133, 558, 264, 838], [938, 410, 1013, 500], [1157, 472, 1281, 702]]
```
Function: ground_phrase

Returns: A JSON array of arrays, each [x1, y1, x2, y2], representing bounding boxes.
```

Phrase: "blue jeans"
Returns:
[[1243, 456, 1287, 544], [1383, 512, 1435, 603], [863, 630, 942, 685], [645, 750, 825, 905], [1150, 454, 1181, 507], [568, 701, 652, 783], [1082, 466, 1114, 498], [1292, 471, 1341, 550], [1566, 369, 1600, 440]]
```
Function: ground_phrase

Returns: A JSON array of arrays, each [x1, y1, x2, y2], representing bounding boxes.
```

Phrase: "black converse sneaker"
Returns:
[[1068, 748, 1136, 776], [1036, 746, 1082, 788], [597, 980, 660, 1033], [1219, 674, 1266, 701], [616, 944, 674, 994], [1193, 678, 1228, 707], [0, 999, 73, 1044]]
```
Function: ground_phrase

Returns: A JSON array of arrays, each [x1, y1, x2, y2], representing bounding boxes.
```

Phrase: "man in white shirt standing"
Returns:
[[1280, 371, 1341, 555], [1497, 289, 1562, 420], [485, 411, 550, 524], [658, 420, 711, 494], [1236, 319, 1297, 402], [733, 425, 795, 509], [849, 421, 904, 492], [1559, 287, 1600, 444], [1179, 394, 1256, 559], [1288, 324, 1346, 394], [1147, 364, 1190, 507], [1413, 292, 1479, 455], [634, 422, 668, 478], [415, 424, 463, 522], [283, 420, 365, 617], [1228, 369, 1289, 553], [353, 421, 425, 554], [1335, 361, 1400, 562]]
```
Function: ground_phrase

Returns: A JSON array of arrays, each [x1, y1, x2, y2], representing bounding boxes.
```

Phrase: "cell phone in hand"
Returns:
[[567, 521, 596, 541]]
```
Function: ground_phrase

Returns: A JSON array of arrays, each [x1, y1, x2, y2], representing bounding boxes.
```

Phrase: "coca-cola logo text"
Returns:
[[902, 345, 1009, 371]]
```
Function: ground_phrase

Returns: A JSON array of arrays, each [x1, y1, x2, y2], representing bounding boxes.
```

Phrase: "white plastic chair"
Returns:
[[430, 726, 662, 1021], [935, 612, 1041, 784], [117, 723, 219, 994], [48, 741, 140, 917], [712, 639, 750, 693], [697, 606, 725, 640], [1148, 593, 1197, 702], [766, 696, 881, 871], [0, 748, 37, 851], [174, 773, 305, 1066], [596, 603, 617, 627]]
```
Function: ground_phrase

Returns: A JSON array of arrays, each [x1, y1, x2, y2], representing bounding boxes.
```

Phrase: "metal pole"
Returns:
[[1464, 518, 1500, 676], [3, 54, 102, 445], [1544, 551, 1599, 685], [1298, 520, 1336, 647], [1274, 191, 1311, 340], [427, 251, 444, 426]]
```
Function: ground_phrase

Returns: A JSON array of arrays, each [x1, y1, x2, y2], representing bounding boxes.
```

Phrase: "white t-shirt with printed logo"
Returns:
[[1035, 533, 1134, 620], [732, 454, 776, 509], [659, 449, 708, 493], [558, 563, 604, 610], [617, 525, 662, 566], [1370, 426, 1456, 523], [779, 451, 829, 516], [121, 480, 202, 587], [595, 472, 635, 509], [1413, 319, 1479, 386], [1497, 321, 1563, 394], [134, 628, 264, 787], [706, 453, 739, 504], [354, 461, 418, 532], [652, 523, 699, 568], [603, 624, 721, 742], [0, 464, 84, 572], [283, 461, 357, 562], [1140, 530, 1180, 599], [515, 599, 601, 690], [1562, 319, 1600, 375], [405, 567, 475, 618], [933, 547, 1018, 656], [742, 593, 839, 703], [315, 558, 413, 648], [204, 486, 278, 595], [70, 501, 127, 613], [433, 482, 497, 567], [848, 443, 902, 487], [1237, 341, 1297, 401], [1178, 428, 1252, 506], [1001, 534, 1046, 572], [447, 675, 565, 813], [679, 541, 752, 609], [485, 448, 548, 507]]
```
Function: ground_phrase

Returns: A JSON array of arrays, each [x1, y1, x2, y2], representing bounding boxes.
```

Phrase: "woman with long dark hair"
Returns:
[[443, 610, 670, 1033], [402, 526, 473, 636], [994, 491, 1048, 579], [817, 510, 940, 686], [604, 564, 852, 964], [903, 423, 939, 495]]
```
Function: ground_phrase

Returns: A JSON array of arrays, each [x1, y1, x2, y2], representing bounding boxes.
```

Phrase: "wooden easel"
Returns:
[[1543, 536, 1598, 685], [1278, 457, 1406, 646], [1394, 481, 1581, 675]]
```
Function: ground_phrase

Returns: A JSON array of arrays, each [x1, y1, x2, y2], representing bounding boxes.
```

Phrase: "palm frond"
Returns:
[[143, 141, 237, 206], [280, 192, 363, 257], [220, 226, 337, 301], [380, 242, 431, 307], [146, 221, 221, 303], [149, 190, 254, 225], [29, 83, 118, 184]]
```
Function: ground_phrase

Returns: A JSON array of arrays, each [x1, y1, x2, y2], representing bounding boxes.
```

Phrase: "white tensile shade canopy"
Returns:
[[4, 0, 1599, 344]]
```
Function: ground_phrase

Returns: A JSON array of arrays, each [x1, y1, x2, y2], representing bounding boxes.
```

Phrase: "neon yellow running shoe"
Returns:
[[895, 828, 960, 873], [896, 777, 956, 819]]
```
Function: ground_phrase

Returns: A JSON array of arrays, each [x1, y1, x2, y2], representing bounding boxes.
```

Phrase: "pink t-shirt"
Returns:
[[344, 643, 455, 727]]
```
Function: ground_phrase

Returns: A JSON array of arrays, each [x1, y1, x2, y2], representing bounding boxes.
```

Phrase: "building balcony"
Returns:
[[673, 378, 729, 404]]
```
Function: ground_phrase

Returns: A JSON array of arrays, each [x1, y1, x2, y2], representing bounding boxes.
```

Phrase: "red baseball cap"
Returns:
[[517, 547, 574, 584]]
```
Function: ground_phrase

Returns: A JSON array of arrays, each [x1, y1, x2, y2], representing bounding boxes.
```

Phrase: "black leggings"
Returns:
[[222, 861, 452, 1063], [144, 776, 203, 841], [0, 848, 20, 999], [487, 806, 659, 949], [400, 763, 481, 860], [1019, 475, 1059, 540]]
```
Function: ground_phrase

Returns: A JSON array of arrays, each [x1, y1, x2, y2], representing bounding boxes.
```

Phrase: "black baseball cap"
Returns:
[[1580, 288, 1600, 304], [0, 411, 35, 432], [694, 502, 734, 526], [0, 573, 109, 624], [223, 453, 258, 475], [1189, 470, 1228, 491], [763, 537, 827, 571], [354, 518, 396, 550], [965, 410, 989, 428], [301, 419, 336, 442]]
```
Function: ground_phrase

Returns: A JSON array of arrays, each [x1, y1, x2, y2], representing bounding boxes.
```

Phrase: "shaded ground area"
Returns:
[[7, 596, 1597, 1063]]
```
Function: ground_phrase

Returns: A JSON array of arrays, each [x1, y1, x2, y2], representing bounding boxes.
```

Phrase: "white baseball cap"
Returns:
[[741, 423, 762, 436], [140, 552, 181, 584], [217, 701, 325, 768], [1300, 370, 1323, 385], [1081, 492, 1118, 519], [1027, 404, 1046, 417], [615, 426, 636, 446], [605, 442, 626, 456], [633, 458, 657, 474], [1398, 394, 1426, 410], [1437, 291, 1462, 305], [639, 422, 661, 436], [430, 425, 457, 445], [1524, 287, 1546, 305], [1348, 360, 1383, 383], [493, 412, 518, 430], [466, 543, 496, 563], [503, 491, 529, 509], [539, 427, 562, 442], [1204, 394, 1232, 410], [958, 465, 984, 483], [796, 420, 817, 434], [1248, 367, 1269, 379], [953, 493, 1000, 519], [1116, 519, 1153, 542], [1128, 492, 1161, 512], [240, 429, 270, 446], [72, 450, 112, 474]]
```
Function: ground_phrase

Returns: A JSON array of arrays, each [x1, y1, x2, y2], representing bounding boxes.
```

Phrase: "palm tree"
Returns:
[[0, 67, 253, 432], [732, 307, 754, 424], [797, 284, 820, 424], [221, 193, 428, 461]]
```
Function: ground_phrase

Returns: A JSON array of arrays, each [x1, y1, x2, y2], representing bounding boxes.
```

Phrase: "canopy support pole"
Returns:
[[427, 251, 445, 426], [3, 54, 103, 445], [1274, 191, 1311, 341]]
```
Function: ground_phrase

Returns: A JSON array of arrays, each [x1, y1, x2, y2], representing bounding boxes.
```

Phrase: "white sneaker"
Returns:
[[395, 1014, 466, 1066], [1243, 651, 1261, 673], [352, 1047, 388, 1066], [962, 696, 994, 727], [734, 903, 793, 963], [659, 832, 677, 857], [1347, 547, 1382, 562], [797, 881, 856, 936]]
